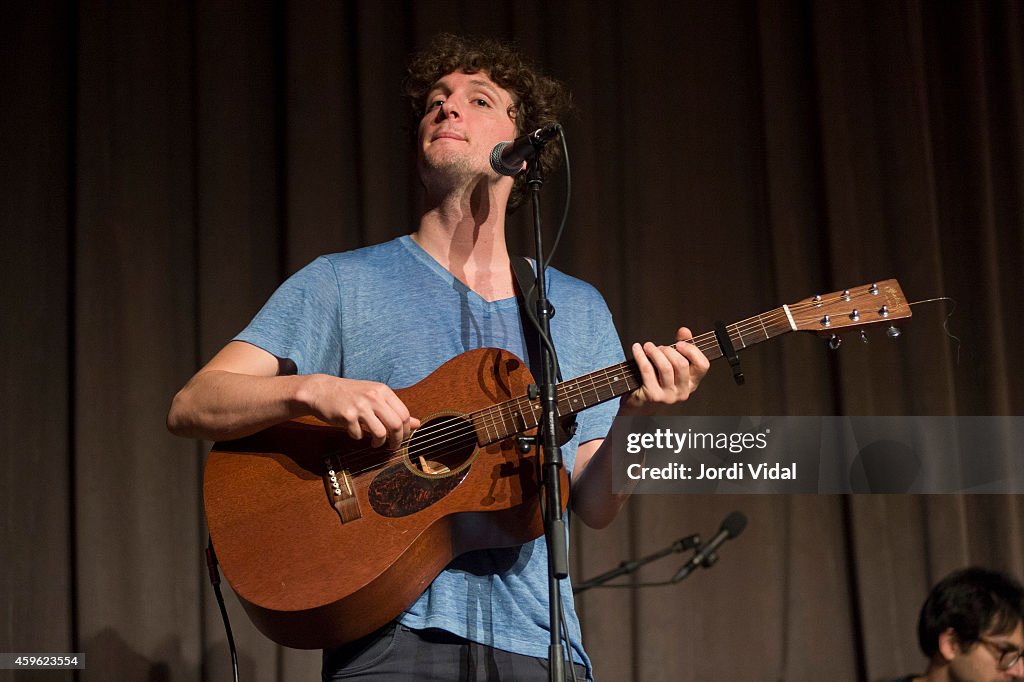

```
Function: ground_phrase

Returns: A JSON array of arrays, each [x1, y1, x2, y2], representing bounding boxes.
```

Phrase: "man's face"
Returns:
[[946, 623, 1024, 682], [417, 70, 519, 183]]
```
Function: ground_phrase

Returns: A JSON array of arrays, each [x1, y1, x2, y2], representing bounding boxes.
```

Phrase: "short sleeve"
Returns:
[[233, 257, 343, 376], [572, 302, 625, 446]]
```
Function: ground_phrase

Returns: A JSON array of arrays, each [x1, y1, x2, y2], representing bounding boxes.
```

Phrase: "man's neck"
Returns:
[[918, 660, 950, 682], [414, 180, 514, 301]]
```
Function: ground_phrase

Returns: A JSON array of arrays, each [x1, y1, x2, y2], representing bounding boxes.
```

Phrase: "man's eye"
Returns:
[[473, 98, 490, 107], [426, 99, 444, 111]]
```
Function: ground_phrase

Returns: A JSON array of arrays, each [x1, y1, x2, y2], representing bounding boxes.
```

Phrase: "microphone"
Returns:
[[489, 123, 561, 176], [671, 511, 747, 583]]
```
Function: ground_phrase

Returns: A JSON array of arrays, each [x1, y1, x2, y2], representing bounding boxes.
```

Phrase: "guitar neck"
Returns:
[[471, 305, 794, 446]]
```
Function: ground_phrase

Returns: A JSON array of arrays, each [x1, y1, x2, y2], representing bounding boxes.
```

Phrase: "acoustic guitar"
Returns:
[[204, 280, 910, 648]]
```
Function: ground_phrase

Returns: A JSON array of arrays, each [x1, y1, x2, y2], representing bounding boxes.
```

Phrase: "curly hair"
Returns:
[[404, 33, 572, 212]]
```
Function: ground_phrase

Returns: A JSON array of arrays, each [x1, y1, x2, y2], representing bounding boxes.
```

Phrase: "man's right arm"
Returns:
[[166, 341, 417, 447]]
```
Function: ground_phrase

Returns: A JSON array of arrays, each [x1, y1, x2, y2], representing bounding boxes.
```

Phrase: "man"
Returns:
[[167, 34, 709, 680], [889, 567, 1024, 682]]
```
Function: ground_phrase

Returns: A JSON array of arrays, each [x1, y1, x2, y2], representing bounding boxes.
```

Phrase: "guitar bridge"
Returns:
[[323, 457, 361, 524]]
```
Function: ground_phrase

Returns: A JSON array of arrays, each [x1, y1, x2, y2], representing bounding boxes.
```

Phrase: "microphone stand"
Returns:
[[519, 157, 569, 682], [572, 533, 701, 594]]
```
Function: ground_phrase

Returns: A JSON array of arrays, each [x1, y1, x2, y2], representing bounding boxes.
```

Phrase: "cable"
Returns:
[[543, 126, 572, 270], [205, 536, 239, 682]]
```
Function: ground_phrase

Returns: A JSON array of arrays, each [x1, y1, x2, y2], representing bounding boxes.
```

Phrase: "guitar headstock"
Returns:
[[787, 279, 911, 337]]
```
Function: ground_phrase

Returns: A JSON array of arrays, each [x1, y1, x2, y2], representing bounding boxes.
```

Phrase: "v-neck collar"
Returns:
[[399, 235, 519, 310]]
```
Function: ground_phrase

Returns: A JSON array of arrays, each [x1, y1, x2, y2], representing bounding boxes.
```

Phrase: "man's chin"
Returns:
[[420, 155, 482, 183]]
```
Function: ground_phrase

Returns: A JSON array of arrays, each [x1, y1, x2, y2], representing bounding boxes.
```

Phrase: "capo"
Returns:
[[713, 321, 745, 385]]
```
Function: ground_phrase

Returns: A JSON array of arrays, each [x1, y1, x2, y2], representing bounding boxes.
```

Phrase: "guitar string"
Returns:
[[343, 290, 857, 465], [338, 289, 891, 476], [332, 350, 669, 478], [335, 327, 857, 481], [319, 288, 900, 478], [323, 288, 894, 478], [662, 286, 897, 352], [334, 339, 703, 476], [328, 317, 774, 479], [335, 367, 630, 478], [370, 284, 890, 467], [336, 366, 638, 481], [335, 325, 761, 480]]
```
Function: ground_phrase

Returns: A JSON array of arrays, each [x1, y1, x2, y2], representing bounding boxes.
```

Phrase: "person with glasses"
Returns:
[[888, 566, 1024, 682]]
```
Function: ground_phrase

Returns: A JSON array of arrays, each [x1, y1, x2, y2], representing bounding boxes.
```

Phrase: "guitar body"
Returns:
[[204, 347, 568, 649]]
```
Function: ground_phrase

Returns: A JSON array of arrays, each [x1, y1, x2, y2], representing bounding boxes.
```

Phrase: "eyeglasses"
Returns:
[[977, 637, 1024, 670]]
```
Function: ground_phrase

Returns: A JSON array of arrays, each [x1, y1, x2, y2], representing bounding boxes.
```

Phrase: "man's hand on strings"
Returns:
[[620, 326, 709, 416], [301, 375, 420, 449]]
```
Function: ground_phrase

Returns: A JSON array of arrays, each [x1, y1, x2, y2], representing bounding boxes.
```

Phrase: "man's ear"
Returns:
[[937, 628, 961, 662]]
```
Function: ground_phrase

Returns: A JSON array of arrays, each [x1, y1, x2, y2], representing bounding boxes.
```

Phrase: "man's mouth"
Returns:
[[431, 131, 466, 142]]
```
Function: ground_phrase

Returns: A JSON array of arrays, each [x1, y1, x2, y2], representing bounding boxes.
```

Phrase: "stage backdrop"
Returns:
[[3, 1, 1023, 680]]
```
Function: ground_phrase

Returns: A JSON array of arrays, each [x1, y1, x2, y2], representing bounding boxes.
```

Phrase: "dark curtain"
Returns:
[[3, 1, 1022, 680]]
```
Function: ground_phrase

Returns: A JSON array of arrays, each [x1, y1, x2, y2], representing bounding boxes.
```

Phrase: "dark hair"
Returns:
[[917, 567, 1024, 657], [404, 33, 572, 212]]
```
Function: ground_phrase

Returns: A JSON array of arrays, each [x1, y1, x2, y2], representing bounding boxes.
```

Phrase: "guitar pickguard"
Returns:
[[367, 412, 478, 518], [368, 461, 469, 518]]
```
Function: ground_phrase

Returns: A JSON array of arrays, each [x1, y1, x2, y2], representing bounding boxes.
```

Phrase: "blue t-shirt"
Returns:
[[235, 235, 625, 675]]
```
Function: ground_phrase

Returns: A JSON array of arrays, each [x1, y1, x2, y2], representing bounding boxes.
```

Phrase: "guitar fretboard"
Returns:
[[471, 306, 794, 445]]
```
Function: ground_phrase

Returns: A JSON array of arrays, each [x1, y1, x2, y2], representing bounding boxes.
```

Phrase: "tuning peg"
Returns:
[[828, 334, 842, 350], [886, 325, 902, 338], [859, 331, 869, 344]]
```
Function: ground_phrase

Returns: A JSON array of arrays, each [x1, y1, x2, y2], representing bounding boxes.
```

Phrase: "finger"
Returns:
[[381, 389, 411, 423], [674, 326, 694, 343], [374, 409, 405, 450], [363, 394, 410, 450], [344, 416, 364, 443], [673, 330, 709, 371], [643, 341, 678, 391], [350, 384, 404, 449], [631, 342, 658, 388], [382, 392, 419, 446], [661, 344, 693, 390], [359, 413, 389, 448], [672, 327, 698, 360], [652, 342, 694, 400]]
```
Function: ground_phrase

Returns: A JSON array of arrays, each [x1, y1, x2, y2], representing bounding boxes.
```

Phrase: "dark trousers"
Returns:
[[322, 622, 589, 681]]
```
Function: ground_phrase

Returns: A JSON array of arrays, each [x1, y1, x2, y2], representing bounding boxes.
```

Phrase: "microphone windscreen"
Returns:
[[489, 141, 519, 177], [721, 511, 748, 538]]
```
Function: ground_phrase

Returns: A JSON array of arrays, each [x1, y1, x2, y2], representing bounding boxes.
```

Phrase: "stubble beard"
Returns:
[[420, 149, 487, 201]]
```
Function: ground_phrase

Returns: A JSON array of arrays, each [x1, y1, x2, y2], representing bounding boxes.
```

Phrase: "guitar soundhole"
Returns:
[[367, 413, 476, 519], [406, 413, 477, 478]]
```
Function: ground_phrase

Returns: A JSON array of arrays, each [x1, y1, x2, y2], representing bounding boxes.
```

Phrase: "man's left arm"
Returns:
[[570, 327, 709, 529]]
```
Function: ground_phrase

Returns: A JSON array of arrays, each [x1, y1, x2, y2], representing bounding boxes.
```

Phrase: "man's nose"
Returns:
[[439, 100, 460, 119]]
